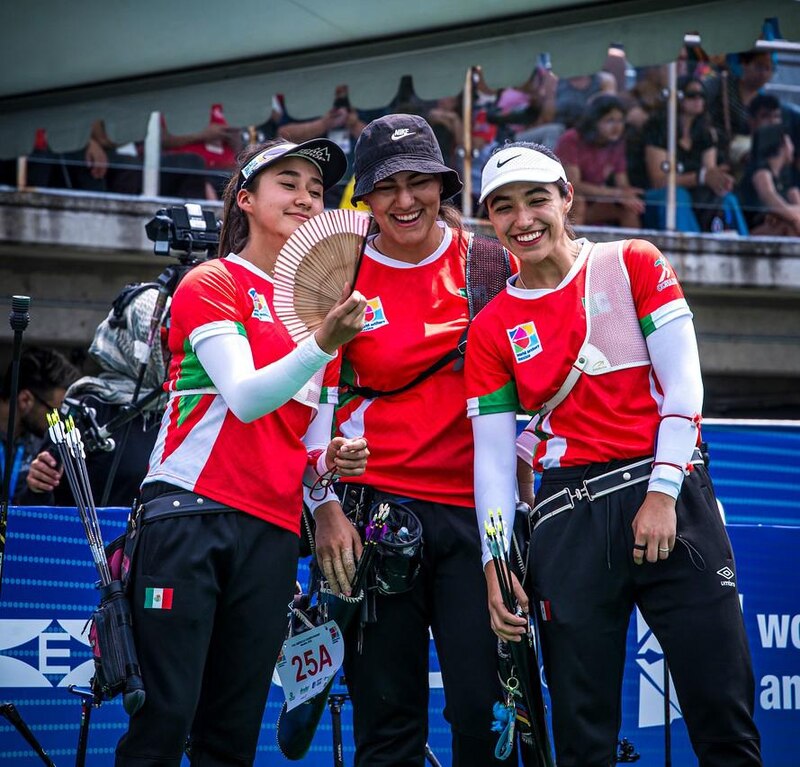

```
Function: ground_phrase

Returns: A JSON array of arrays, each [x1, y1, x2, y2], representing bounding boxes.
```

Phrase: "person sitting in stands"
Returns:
[[555, 94, 644, 227], [642, 76, 747, 234], [737, 123, 800, 236], [82, 117, 223, 199], [278, 85, 366, 208], [707, 49, 776, 169]]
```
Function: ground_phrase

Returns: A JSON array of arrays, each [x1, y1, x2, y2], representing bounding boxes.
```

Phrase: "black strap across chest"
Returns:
[[343, 232, 510, 400]]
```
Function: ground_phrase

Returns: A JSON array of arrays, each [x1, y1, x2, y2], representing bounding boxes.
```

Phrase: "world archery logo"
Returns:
[[362, 297, 389, 332], [634, 608, 682, 728], [507, 321, 543, 363], [248, 288, 274, 322]]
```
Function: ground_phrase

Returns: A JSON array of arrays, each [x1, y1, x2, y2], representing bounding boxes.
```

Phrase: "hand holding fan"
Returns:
[[273, 209, 370, 342]]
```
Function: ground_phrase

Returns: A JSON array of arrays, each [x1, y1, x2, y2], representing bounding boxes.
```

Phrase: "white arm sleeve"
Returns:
[[194, 332, 336, 423], [472, 411, 518, 567], [646, 314, 704, 498], [301, 403, 340, 513]]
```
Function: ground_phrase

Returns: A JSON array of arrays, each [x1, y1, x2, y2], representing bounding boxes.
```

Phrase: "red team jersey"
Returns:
[[465, 239, 691, 472], [145, 255, 313, 534], [323, 225, 487, 508]]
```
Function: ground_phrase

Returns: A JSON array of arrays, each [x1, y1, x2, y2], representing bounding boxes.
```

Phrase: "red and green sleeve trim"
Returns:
[[639, 299, 691, 337], [466, 381, 519, 418]]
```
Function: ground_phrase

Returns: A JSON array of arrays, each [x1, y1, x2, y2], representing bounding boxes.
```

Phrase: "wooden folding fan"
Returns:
[[272, 208, 370, 342]]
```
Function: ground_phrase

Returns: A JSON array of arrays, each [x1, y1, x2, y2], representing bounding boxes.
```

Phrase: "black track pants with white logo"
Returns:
[[115, 509, 298, 767], [528, 461, 761, 767]]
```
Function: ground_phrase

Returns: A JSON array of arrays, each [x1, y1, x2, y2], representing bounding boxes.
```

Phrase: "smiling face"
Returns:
[[362, 171, 444, 261], [486, 180, 577, 283], [237, 156, 325, 259]]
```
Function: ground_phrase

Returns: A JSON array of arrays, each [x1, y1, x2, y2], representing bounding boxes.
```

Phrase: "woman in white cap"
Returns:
[[313, 114, 515, 766], [115, 139, 368, 766], [466, 141, 762, 767]]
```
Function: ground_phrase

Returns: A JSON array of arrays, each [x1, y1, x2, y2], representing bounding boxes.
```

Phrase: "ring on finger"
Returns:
[[658, 547, 671, 553], [633, 543, 647, 551]]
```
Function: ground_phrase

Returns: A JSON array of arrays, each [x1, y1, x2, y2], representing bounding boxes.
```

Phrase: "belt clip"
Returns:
[[571, 482, 593, 504]]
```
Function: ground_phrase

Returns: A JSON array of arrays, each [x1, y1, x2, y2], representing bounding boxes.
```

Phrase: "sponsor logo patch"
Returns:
[[248, 288, 274, 322], [362, 297, 389, 332], [507, 321, 543, 363]]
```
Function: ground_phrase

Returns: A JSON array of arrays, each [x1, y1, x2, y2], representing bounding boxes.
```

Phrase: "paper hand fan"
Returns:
[[273, 208, 370, 342]]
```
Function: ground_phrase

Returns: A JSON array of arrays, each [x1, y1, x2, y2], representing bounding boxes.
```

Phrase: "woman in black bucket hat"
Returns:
[[311, 114, 518, 766]]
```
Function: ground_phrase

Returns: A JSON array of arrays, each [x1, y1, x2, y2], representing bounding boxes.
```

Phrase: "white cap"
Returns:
[[479, 146, 567, 203]]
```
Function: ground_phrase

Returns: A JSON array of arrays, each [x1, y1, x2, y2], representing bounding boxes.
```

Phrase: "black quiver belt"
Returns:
[[89, 576, 145, 715], [87, 530, 145, 715], [88, 492, 230, 716]]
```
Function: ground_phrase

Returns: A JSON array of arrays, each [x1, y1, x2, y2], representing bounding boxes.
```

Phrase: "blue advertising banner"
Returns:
[[1, 422, 798, 765]]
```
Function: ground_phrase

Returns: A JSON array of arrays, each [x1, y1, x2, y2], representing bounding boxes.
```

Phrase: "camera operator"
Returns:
[[20, 286, 168, 508]]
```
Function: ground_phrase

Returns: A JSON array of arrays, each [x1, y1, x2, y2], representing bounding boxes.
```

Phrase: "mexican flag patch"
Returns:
[[144, 587, 174, 610]]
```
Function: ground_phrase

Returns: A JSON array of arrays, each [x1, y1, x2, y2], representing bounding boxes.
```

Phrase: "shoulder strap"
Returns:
[[466, 233, 511, 319], [344, 231, 510, 399], [533, 240, 629, 427]]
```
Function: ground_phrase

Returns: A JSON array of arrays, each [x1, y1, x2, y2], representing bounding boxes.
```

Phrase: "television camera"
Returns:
[[145, 202, 221, 261]]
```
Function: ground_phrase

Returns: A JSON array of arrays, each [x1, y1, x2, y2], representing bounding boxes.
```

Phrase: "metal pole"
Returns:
[[143, 111, 161, 197], [462, 66, 474, 218], [328, 694, 346, 767], [665, 62, 678, 231]]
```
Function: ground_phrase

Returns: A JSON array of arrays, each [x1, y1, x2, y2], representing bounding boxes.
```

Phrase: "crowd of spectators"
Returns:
[[2, 43, 799, 237]]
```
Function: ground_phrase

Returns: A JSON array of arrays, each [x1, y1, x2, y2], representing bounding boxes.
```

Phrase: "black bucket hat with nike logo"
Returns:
[[352, 113, 463, 202]]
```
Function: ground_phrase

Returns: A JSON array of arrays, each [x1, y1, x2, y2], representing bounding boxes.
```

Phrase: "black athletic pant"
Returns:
[[529, 460, 761, 767], [115, 508, 298, 767], [343, 497, 511, 767]]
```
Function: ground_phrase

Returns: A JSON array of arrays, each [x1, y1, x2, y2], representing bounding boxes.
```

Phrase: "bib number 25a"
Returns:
[[276, 620, 344, 710]]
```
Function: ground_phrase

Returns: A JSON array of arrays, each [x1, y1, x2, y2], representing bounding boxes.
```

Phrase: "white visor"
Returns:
[[479, 147, 567, 204]]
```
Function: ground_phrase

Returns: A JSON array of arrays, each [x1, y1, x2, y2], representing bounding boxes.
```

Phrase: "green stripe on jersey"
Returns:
[[640, 299, 690, 337], [177, 393, 203, 427], [174, 322, 248, 391], [467, 381, 519, 417], [320, 386, 338, 406]]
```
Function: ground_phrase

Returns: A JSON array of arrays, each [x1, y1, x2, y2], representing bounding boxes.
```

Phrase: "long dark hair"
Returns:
[[217, 139, 284, 258], [576, 94, 625, 145], [488, 141, 576, 237]]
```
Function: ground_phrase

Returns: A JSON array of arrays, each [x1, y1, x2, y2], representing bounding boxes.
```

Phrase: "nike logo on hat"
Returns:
[[497, 154, 521, 168], [391, 128, 416, 141]]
